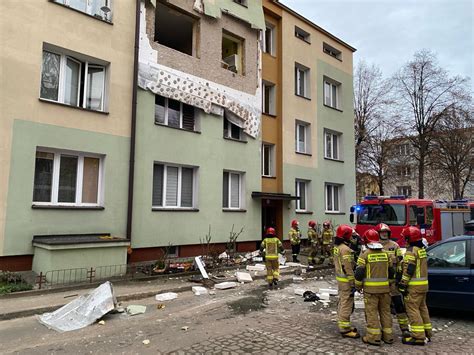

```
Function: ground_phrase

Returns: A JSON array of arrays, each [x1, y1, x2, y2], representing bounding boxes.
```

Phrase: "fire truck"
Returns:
[[350, 196, 473, 247]]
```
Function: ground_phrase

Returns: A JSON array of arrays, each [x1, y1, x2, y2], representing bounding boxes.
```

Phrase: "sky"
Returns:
[[282, 0, 473, 89]]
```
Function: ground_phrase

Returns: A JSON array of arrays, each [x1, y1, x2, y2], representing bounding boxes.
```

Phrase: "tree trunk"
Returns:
[[378, 177, 384, 196], [418, 153, 425, 199]]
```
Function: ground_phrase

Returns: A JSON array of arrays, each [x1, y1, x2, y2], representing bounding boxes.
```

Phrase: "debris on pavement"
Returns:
[[192, 286, 208, 295], [303, 291, 320, 302], [246, 264, 266, 272], [279, 254, 286, 265], [218, 251, 228, 259], [319, 288, 338, 296], [142, 339, 150, 345], [126, 305, 147, 316], [38, 281, 116, 333], [294, 288, 306, 296], [194, 256, 209, 279], [189, 274, 204, 283], [215, 281, 238, 290], [292, 276, 304, 282], [236, 272, 253, 283], [181, 326, 189, 331], [155, 292, 178, 302], [98, 320, 105, 325]]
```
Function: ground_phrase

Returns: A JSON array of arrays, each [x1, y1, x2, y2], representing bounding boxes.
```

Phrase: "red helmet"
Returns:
[[291, 219, 299, 228], [265, 227, 276, 237], [308, 220, 316, 228], [375, 223, 391, 234], [323, 220, 331, 228], [363, 229, 380, 245], [336, 224, 353, 241], [401, 226, 422, 243]]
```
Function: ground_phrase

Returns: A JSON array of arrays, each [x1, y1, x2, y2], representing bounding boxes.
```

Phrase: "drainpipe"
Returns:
[[126, 0, 141, 247]]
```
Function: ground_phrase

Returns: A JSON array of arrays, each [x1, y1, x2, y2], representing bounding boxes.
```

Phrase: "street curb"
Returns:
[[0, 265, 332, 321]]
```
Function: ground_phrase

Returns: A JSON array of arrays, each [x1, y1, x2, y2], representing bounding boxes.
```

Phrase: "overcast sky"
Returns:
[[282, 0, 473, 89]]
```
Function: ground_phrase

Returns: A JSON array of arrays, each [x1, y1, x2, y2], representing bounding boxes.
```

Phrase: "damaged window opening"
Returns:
[[154, 2, 196, 56], [223, 116, 245, 141], [222, 31, 244, 74], [155, 95, 196, 131]]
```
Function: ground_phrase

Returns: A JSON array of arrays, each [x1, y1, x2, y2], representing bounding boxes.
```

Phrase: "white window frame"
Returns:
[[295, 179, 309, 212], [40, 49, 106, 112], [153, 163, 197, 209], [325, 183, 342, 213], [295, 120, 311, 154], [32, 148, 104, 207], [262, 81, 276, 115], [295, 64, 309, 98], [155, 97, 191, 129], [54, 0, 113, 21], [263, 23, 275, 56], [324, 130, 342, 160], [262, 143, 275, 177], [324, 79, 339, 109], [223, 171, 244, 210], [223, 118, 245, 141]]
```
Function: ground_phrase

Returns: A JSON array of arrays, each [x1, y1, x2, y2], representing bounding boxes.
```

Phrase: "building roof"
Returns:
[[272, 0, 357, 52]]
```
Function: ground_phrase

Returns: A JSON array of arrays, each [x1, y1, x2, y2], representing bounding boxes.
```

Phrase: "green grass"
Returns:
[[0, 281, 33, 295]]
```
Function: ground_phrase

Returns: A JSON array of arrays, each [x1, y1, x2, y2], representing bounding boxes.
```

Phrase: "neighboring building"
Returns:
[[259, 0, 357, 238], [356, 172, 380, 201], [0, 1, 135, 271]]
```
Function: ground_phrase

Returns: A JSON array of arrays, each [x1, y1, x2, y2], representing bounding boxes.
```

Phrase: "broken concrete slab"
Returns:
[[319, 288, 338, 296], [236, 272, 253, 283], [246, 264, 266, 272], [38, 281, 116, 332], [192, 286, 208, 296], [155, 292, 178, 302], [214, 282, 238, 290], [354, 300, 365, 309], [194, 256, 209, 279], [319, 293, 331, 300], [278, 254, 286, 265], [294, 288, 306, 296], [126, 305, 147, 316]]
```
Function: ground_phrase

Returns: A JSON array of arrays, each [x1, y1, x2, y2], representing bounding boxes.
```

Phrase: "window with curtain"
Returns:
[[223, 171, 243, 209], [152, 164, 196, 208]]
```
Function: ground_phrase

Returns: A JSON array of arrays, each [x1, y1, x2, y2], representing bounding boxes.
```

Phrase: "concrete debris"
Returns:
[[142, 339, 150, 345], [98, 320, 105, 325], [278, 254, 286, 265], [246, 264, 266, 272], [253, 257, 263, 262], [155, 292, 178, 302], [236, 272, 253, 283], [38, 281, 116, 332], [195, 256, 209, 279], [285, 262, 302, 267], [292, 276, 304, 282], [331, 311, 337, 315], [181, 326, 189, 331], [218, 251, 228, 259], [279, 265, 289, 269], [354, 300, 365, 309], [126, 305, 146, 316], [319, 288, 338, 296], [319, 293, 330, 300], [209, 291, 216, 295], [215, 282, 237, 290], [294, 288, 306, 296], [192, 286, 208, 295]]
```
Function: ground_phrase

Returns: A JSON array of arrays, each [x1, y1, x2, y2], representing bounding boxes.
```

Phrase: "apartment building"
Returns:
[[0, 0, 135, 271]]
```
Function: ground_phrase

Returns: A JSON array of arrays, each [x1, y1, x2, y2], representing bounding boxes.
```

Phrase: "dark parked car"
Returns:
[[426, 235, 474, 311]]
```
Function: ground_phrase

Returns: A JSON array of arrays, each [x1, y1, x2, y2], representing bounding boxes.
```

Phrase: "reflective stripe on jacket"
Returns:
[[260, 237, 283, 260], [401, 246, 428, 292], [355, 249, 390, 293], [334, 244, 355, 290], [289, 228, 301, 245]]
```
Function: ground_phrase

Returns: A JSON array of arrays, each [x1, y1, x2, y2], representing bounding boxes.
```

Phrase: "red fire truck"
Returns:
[[350, 196, 473, 247]]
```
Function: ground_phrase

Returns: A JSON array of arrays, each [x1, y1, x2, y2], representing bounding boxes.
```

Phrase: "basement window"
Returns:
[[154, 2, 196, 56], [222, 31, 244, 74]]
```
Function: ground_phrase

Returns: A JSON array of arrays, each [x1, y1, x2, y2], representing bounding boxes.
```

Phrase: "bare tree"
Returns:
[[354, 60, 393, 169], [431, 104, 473, 199], [392, 50, 468, 198]]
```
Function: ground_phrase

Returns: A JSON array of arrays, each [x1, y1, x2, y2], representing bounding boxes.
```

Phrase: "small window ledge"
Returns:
[[323, 104, 343, 113], [222, 208, 247, 213], [152, 208, 199, 212], [296, 210, 313, 215], [325, 211, 346, 215], [224, 137, 247, 144], [32, 204, 104, 210], [296, 151, 312, 157], [155, 122, 201, 134], [263, 112, 277, 118], [39, 98, 109, 115], [324, 53, 343, 62], [324, 157, 345, 163], [262, 175, 277, 179], [295, 94, 311, 101], [296, 37, 311, 45], [49, 1, 113, 25]]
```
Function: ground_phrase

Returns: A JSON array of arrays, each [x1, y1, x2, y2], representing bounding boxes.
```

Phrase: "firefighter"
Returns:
[[398, 226, 432, 346], [289, 219, 302, 262], [307, 220, 320, 265], [322, 221, 334, 262], [355, 229, 394, 346], [350, 228, 363, 257], [334, 224, 360, 338], [260, 227, 284, 288]]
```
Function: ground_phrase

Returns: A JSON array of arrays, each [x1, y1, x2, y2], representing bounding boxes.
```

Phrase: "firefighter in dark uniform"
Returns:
[[288, 219, 302, 262], [307, 220, 320, 265], [398, 226, 432, 345]]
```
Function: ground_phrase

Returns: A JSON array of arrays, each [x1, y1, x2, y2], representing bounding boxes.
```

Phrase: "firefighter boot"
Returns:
[[402, 337, 425, 346], [362, 336, 381, 346], [342, 328, 360, 339]]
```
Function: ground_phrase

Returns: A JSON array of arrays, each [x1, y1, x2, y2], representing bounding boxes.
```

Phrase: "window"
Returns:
[[263, 23, 275, 56], [326, 183, 342, 212], [33, 149, 103, 206], [262, 144, 275, 177], [296, 180, 309, 211], [53, 0, 113, 22], [223, 171, 244, 209], [295, 64, 310, 98], [295, 121, 311, 154], [427, 240, 467, 268], [223, 116, 245, 141], [40, 49, 106, 111], [398, 143, 411, 156], [153, 163, 196, 208], [357, 204, 406, 226], [324, 79, 340, 109], [397, 186, 412, 197], [323, 42, 342, 60], [154, 2, 196, 56], [155, 95, 196, 131], [262, 81, 276, 115], [396, 165, 411, 177], [233, 0, 248, 6], [295, 26, 310, 42], [222, 31, 244, 74], [325, 130, 341, 160]]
